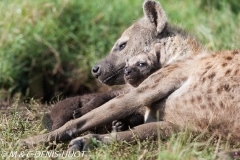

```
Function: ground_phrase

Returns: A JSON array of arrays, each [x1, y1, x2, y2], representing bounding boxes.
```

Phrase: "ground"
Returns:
[[1, 94, 237, 159]]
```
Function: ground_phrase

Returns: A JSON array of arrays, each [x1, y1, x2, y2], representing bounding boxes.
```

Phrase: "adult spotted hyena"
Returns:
[[21, 0, 240, 156]]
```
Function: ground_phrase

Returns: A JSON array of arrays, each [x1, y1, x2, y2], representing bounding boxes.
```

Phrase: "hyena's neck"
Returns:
[[159, 29, 207, 66]]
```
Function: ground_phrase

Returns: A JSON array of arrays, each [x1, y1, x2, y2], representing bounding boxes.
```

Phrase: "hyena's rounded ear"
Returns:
[[143, 0, 167, 33]]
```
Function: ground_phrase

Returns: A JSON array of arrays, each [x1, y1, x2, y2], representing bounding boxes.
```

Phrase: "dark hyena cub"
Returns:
[[43, 87, 145, 133]]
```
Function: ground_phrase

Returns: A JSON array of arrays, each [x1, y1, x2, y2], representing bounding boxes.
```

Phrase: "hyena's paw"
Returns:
[[112, 120, 128, 132], [68, 137, 85, 152], [18, 134, 48, 148], [68, 135, 99, 152], [17, 139, 34, 149]]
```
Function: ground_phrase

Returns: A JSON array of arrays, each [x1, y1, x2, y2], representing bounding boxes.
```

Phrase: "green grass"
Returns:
[[0, 0, 240, 159]]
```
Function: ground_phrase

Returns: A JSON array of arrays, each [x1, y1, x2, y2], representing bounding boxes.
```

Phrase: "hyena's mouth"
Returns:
[[103, 67, 125, 83], [125, 78, 137, 85]]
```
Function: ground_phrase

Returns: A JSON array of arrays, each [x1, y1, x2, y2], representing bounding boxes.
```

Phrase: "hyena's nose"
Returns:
[[124, 67, 131, 76], [92, 65, 101, 77]]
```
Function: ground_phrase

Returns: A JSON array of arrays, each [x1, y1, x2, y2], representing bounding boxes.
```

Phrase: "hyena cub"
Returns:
[[42, 92, 118, 132], [113, 49, 161, 131], [43, 91, 146, 133], [124, 52, 160, 87]]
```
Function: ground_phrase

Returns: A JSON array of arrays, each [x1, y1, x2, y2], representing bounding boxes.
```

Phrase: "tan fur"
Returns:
[[20, 0, 240, 154]]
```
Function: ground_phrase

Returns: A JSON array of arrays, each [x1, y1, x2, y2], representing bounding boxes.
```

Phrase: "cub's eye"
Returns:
[[138, 63, 146, 67], [119, 42, 127, 50]]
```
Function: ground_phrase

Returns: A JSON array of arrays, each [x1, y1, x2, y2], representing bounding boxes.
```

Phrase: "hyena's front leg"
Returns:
[[68, 121, 178, 151], [20, 93, 146, 147]]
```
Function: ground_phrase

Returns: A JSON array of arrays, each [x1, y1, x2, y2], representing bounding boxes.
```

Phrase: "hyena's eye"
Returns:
[[138, 63, 146, 67], [119, 42, 127, 50]]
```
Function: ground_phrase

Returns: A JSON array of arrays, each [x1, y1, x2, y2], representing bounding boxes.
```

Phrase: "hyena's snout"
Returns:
[[92, 64, 101, 78], [124, 67, 132, 76]]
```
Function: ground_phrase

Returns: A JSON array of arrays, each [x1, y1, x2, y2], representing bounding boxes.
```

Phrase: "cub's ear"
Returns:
[[143, 0, 167, 33], [154, 43, 165, 67]]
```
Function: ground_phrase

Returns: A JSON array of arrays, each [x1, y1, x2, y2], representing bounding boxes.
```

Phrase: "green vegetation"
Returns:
[[0, 0, 142, 100], [0, 0, 240, 159], [0, 0, 239, 100]]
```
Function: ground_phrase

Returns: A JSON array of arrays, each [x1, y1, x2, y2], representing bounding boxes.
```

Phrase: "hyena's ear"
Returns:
[[143, 0, 167, 33]]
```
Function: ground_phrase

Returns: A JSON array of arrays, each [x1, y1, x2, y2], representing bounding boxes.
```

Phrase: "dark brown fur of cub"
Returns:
[[43, 90, 144, 133]]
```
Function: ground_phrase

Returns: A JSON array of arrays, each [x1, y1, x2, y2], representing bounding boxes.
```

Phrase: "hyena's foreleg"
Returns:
[[68, 121, 178, 151]]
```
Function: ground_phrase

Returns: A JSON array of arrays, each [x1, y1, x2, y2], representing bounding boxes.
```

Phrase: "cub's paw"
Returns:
[[112, 120, 128, 132], [73, 108, 82, 119]]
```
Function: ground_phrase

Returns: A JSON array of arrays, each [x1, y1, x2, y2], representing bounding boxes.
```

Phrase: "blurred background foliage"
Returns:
[[0, 0, 239, 102]]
